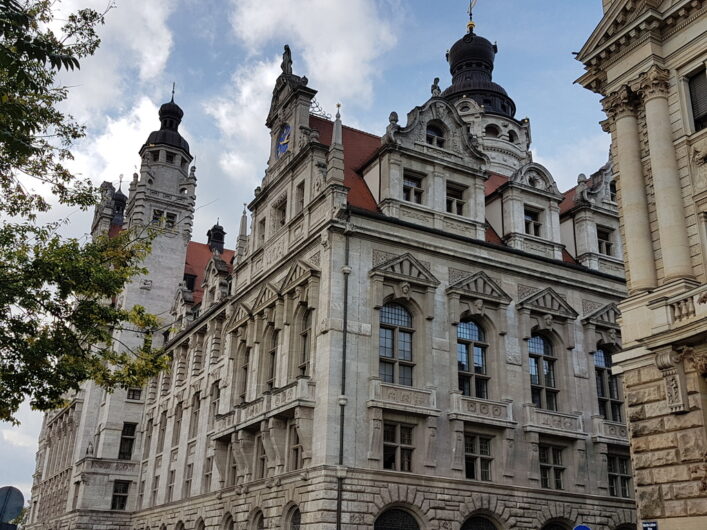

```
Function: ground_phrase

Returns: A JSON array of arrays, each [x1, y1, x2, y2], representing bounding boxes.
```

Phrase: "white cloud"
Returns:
[[55, 0, 176, 126], [533, 133, 610, 192]]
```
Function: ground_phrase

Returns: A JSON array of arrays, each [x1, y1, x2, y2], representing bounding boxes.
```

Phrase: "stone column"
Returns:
[[638, 65, 694, 281], [603, 86, 657, 291]]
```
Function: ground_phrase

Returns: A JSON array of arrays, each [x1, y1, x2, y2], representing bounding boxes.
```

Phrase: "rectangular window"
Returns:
[[689, 68, 707, 132], [126, 388, 142, 401], [72, 481, 80, 510], [539, 445, 564, 490], [274, 198, 287, 227], [203, 457, 212, 493], [165, 213, 177, 229], [524, 208, 542, 237], [446, 182, 466, 215], [382, 422, 414, 472], [258, 218, 266, 246], [118, 423, 137, 460], [208, 382, 220, 429], [172, 402, 183, 447], [597, 227, 614, 256], [403, 173, 424, 204], [296, 182, 305, 213], [137, 480, 145, 509], [595, 350, 623, 422], [189, 392, 200, 439], [183, 463, 193, 498], [608, 453, 632, 498], [111, 480, 130, 510], [166, 469, 175, 502], [142, 419, 153, 460], [255, 435, 268, 479], [226, 443, 238, 486], [152, 209, 164, 224], [464, 434, 493, 481], [151, 475, 159, 507], [156, 411, 167, 453], [288, 423, 303, 471]]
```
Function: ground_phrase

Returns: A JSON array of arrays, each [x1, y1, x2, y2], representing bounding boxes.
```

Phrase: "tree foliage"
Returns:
[[0, 0, 166, 423]]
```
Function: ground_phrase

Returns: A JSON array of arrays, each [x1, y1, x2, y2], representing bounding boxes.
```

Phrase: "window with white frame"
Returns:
[[597, 227, 614, 256], [457, 320, 489, 399], [524, 207, 542, 237], [382, 422, 414, 472], [529, 334, 558, 411], [379, 303, 414, 386]]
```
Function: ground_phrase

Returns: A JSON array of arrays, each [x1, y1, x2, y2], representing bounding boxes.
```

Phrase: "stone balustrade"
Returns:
[[232, 377, 315, 432], [367, 380, 440, 416], [667, 285, 707, 325], [74, 457, 139, 475], [447, 393, 515, 428], [523, 405, 585, 439], [591, 416, 629, 445]]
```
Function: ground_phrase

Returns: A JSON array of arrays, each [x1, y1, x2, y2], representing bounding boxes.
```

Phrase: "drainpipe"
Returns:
[[336, 210, 352, 530]]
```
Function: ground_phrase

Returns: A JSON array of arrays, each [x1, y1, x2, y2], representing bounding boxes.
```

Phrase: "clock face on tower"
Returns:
[[276, 124, 291, 157]]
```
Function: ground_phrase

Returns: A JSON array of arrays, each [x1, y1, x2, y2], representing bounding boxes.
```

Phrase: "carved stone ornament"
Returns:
[[680, 346, 707, 377], [655, 346, 690, 414], [690, 136, 707, 191], [636, 65, 671, 101], [601, 85, 638, 120]]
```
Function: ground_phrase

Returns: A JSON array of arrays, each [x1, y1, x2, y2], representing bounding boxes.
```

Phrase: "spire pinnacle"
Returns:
[[332, 103, 343, 147], [171, 82, 175, 102]]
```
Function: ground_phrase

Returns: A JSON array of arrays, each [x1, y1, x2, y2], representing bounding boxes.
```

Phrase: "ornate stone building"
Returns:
[[577, 0, 707, 529], [29, 12, 637, 530]]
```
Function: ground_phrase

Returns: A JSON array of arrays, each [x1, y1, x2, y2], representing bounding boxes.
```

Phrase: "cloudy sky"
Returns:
[[1, 0, 609, 499]]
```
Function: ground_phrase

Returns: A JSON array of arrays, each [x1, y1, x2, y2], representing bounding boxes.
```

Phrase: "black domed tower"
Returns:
[[442, 9, 516, 118], [142, 96, 191, 155]]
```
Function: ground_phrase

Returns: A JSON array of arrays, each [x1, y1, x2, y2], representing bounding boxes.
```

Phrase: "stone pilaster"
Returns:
[[602, 86, 657, 291], [637, 65, 694, 281]]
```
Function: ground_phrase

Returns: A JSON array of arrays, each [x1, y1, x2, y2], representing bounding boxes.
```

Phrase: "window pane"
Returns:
[[459, 374, 471, 396], [611, 402, 623, 422], [539, 446, 549, 464], [475, 378, 488, 399], [383, 446, 396, 469], [474, 346, 486, 374], [383, 423, 396, 443], [479, 438, 491, 456], [457, 344, 470, 372], [398, 331, 413, 361], [540, 467, 550, 488], [546, 391, 558, 411], [544, 360, 556, 388], [379, 328, 394, 358], [596, 370, 606, 397], [465, 455, 476, 479], [529, 357, 539, 385], [400, 448, 413, 472], [380, 304, 412, 327], [552, 448, 562, 465], [554, 468, 563, 489], [480, 459, 491, 481], [464, 435, 476, 454], [399, 365, 413, 387], [531, 387, 542, 408], [379, 361, 394, 383], [609, 375, 620, 400], [400, 426, 413, 445], [458, 321, 481, 341], [594, 349, 607, 367]]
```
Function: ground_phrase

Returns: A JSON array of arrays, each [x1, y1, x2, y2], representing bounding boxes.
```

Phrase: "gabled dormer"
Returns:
[[486, 162, 565, 260], [366, 96, 489, 240], [559, 162, 623, 276]]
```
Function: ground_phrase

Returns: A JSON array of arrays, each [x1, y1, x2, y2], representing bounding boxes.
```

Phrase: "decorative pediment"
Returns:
[[583, 302, 621, 329], [385, 97, 488, 166], [518, 287, 578, 320], [370, 253, 439, 287], [447, 272, 511, 305], [510, 162, 561, 197], [252, 282, 280, 311], [226, 301, 252, 329], [280, 259, 320, 293]]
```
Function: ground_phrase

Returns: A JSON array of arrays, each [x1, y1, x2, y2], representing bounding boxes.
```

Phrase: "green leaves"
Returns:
[[0, 1, 162, 424]]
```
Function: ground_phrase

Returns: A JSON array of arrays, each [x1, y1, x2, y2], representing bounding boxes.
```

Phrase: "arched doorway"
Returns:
[[374, 508, 420, 530]]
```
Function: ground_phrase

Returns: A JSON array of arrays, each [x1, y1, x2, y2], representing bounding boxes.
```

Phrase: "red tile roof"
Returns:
[[309, 115, 380, 212], [184, 242, 235, 304], [485, 173, 508, 196], [559, 184, 578, 216]]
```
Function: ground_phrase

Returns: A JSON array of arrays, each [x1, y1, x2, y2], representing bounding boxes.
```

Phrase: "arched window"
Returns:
[[374, 508, 420, 530], [175, 522, 185, 530], [222, 514, 234, 530], [298, 310, 313, 377], [462, 516, 497, 530], [485, 124, 500, 138], [195, 520, 206, 530], [457, 320, 489, 399], [286, 506, 301, 530], [528, 334, 557, 411], [508, 130, 518, 143], [595, 347, 623, 422], [379, 303, 414, 386], [172, 401, 183, 447], [252, 511, 265, 530], [426, 124, 445, 148]]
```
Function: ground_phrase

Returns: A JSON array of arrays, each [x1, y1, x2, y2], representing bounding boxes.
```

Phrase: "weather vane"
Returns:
[[467, 0, 478, 32]]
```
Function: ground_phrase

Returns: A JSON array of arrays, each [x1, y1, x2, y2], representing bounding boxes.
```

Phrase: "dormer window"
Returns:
[[609, 181, 617, 202], [597, 227, 614, 256], [524, 208, 542, 237], [446, 182, 466, 216], [426, 124, 445, 148], [403, 173, 424, 204]]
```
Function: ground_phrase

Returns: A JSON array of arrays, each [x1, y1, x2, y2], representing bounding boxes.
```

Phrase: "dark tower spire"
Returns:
[[442, 2, 516, 118], [207, 221, 226, 254]]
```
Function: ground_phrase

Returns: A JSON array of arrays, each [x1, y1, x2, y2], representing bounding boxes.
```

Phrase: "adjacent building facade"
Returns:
[[29, 14, 638, 530], [577, 0, 707, 529]]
